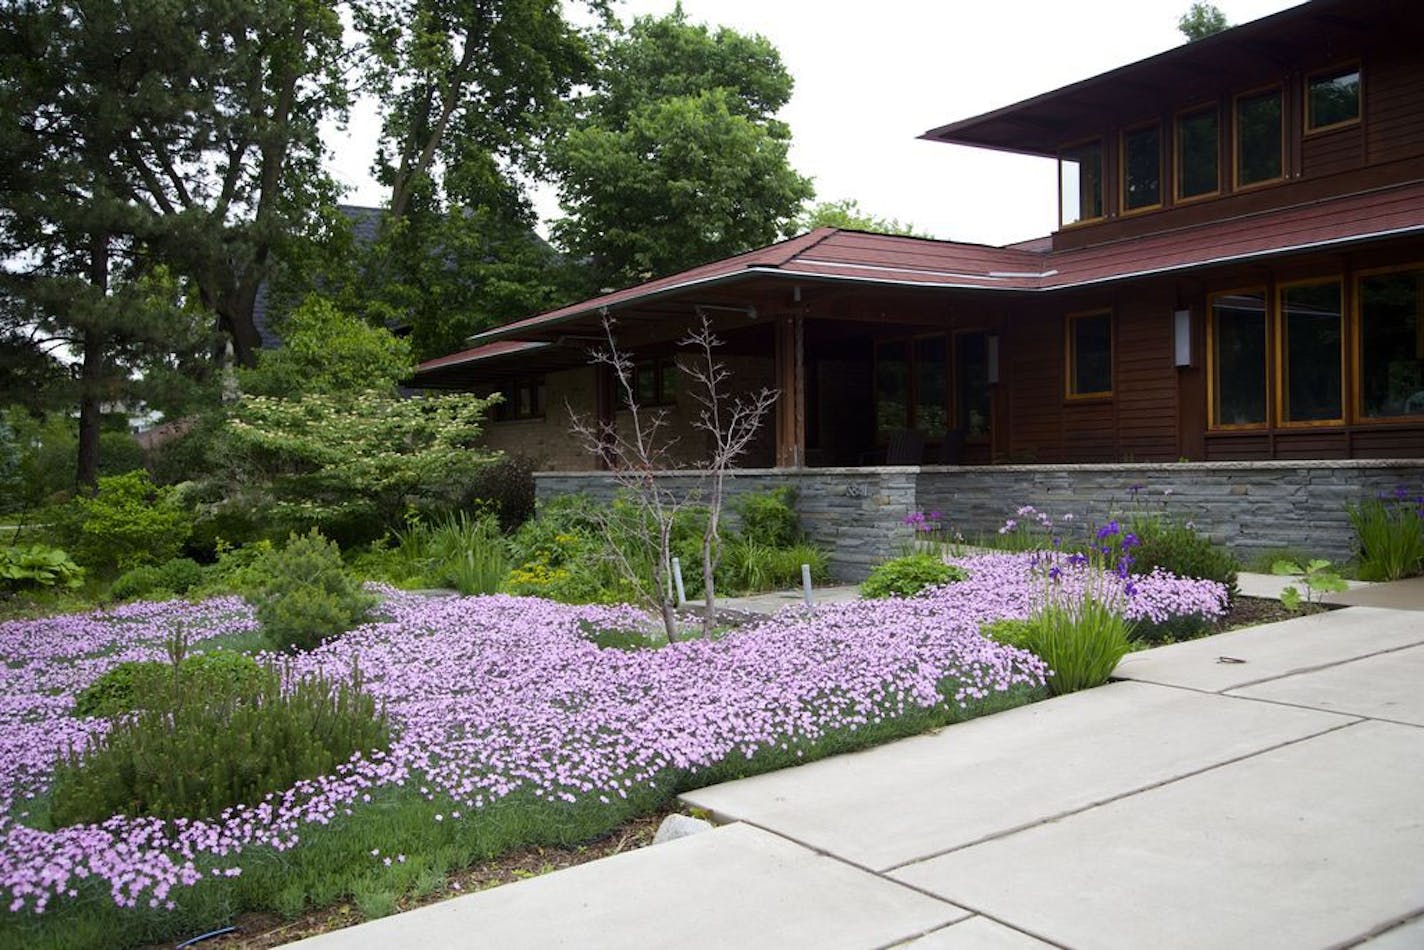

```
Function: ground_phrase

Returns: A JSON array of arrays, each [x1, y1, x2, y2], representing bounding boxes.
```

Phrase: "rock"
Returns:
[[653, 814, 714, 845]]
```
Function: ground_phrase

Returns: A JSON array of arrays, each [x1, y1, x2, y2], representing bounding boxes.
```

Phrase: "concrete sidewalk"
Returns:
[[292, 578, 1424, 950]]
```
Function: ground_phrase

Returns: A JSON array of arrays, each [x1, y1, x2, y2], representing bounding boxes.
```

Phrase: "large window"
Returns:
[[875, 337, 951, 439], [1358, 267, 1424, 419], [1278, 280, 1343, 424], [1066, 311, 1112, 398], [1121, 124, 1162, 212], [1176, 106, 1219, 200], [955, 332, 993, 438], [1210, 290, 1268, 428], [1307, 65, 1361, 132], [1235, 88, 1283, 188], [1059, 140, 1103, 226]]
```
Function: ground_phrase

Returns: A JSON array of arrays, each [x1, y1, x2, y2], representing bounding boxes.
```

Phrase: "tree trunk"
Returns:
[[76, 233, 110, 491]]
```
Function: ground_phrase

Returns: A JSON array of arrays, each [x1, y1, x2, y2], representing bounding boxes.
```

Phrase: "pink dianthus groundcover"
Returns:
[[0, 553, 1224, 917]]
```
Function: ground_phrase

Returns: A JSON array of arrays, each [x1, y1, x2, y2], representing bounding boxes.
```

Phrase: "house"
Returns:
[[414, 0, 1424, 572]]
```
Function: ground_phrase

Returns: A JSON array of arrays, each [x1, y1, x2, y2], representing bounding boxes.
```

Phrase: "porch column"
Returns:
[[774, 315, 806, 468]]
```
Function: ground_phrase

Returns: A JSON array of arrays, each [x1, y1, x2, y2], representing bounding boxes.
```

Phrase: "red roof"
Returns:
[[417, 340, 548, 373], [431, 179, 1424, 365]]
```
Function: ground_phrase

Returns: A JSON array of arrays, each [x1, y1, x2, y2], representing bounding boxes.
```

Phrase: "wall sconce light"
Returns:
[[1173, 309, 1192, 367], [987, 334, 1000, 384]]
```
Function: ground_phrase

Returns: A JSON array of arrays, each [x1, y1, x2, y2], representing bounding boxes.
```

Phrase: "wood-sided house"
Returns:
[[414, 0, 1424, 472]]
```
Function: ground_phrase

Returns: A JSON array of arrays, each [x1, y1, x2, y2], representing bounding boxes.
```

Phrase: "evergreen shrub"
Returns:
[[247, 530, 376, 652]]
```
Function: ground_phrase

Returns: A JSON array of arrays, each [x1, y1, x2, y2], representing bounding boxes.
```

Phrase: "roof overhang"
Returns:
[[921, 0, 1409, 157]]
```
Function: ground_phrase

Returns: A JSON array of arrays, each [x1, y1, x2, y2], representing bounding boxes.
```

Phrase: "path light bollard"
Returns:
[[802, 563, 814, 607], [672, 557, 687, 608]]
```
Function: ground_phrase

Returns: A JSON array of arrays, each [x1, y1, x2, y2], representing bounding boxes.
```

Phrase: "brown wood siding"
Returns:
[[1367, 50, 1424, 165], [1302, 126, 1365, 178], [1004, 307, 1064, 462], [1114, 288, 1179, 461], [1351, 428, 1424, 459]]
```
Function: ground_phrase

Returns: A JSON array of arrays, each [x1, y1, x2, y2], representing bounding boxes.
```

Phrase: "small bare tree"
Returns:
[[568, 313, 689, 639], [682, 312, 778, 635], [568, 310, 779, 640]]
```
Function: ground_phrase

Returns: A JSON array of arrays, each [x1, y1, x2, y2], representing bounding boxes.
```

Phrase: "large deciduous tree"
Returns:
[[549, 7, 813, 292]]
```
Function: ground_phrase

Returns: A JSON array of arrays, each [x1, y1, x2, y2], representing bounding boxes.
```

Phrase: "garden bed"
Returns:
[[0, 553, 1227, 949]]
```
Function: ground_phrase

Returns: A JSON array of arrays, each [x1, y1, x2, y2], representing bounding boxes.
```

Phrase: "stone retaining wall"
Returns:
[[535, 460, 1424, 581]]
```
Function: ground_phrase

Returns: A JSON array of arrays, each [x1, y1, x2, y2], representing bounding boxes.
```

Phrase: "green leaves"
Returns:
[[549, 9, 812, 290], [0, 544, 85, 591], [1272, 558, 1348, 611]]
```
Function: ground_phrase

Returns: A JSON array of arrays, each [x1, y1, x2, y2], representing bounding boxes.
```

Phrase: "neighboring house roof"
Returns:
[[251, 204, 386, 349], [417, 177, 1424, 373]]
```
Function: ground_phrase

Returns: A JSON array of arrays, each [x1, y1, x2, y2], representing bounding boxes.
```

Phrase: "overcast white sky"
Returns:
[[326, 0, 1301, 248]]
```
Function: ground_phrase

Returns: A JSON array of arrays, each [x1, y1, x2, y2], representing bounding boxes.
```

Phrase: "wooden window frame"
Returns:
[[1120, 121, 1164, 215], [617, 356, 678, 409], [874, 333, 957, 442], [1353, 261, 1424, 426], [1304, 62, 1362, 136], [1207, 287, 1271, 431], [1174, 102, 1221, 204], [493, 375, 546, 423], [1275, 276, 1346, 429], [1233, 84, 1287, 192], [1057, 136, 1106, 229], [1064, 309, 1114, 401]]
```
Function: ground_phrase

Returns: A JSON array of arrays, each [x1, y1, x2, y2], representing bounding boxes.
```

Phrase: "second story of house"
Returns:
[[922, 0, 1424, 252]]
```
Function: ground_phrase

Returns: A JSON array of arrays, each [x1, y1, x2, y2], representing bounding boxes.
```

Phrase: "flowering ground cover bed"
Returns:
[[0, 554, 1225, 949]]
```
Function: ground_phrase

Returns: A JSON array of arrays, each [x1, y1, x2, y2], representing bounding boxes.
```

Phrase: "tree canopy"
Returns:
[[1178, 3, 1229, 41], [549, 7, 813, 291], [795, 199, 928, 238]]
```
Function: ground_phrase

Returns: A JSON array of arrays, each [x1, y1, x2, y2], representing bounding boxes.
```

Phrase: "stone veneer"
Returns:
[[534, 460, 1424, 581]]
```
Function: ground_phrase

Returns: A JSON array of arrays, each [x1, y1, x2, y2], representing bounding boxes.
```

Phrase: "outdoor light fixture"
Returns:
[[694, 304, 758, 320], [987, 334, 1000, 384], [1173, 309, 1193, 367]]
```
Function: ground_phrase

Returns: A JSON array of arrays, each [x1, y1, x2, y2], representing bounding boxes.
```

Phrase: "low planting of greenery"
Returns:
[[1272, 558, 1349, 610], [72, 651, 266, 719], [109, 557, 205, 602], [358, 512, 509, 595], [1019, 584, 1134, 695], [1348, 488, 1424, 581], [721, 539, 829, 592], [247, 530, 376, 652], [0, 544, 84, 593], [52, 664, 389, 827], [733, 487, 801, 549], [860, 554, 967, 599]]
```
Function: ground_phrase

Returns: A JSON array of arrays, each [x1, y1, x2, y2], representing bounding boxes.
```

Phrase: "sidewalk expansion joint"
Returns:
[[1118, 634, 1424, 695], [1334, 904, 1424, 948], [874, 913, 1072, 950], [878, 716, 1366, 874]]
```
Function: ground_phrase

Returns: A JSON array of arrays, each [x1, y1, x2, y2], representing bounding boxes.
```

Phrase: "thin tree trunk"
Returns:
[[76, 233, 110, 491]]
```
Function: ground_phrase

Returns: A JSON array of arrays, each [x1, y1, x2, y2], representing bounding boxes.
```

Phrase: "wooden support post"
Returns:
[[774, 316, 806, 468]]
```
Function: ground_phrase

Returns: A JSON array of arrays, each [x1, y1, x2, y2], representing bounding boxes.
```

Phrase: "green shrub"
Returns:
[[1127, 516, 1239, 602], [1021, 587, 1133, 695], [47, 470, 193, 576], [860, 554, 967, 599], [1349, 490, 1424, 581], [72, 651, 266, 718], [52, 664, 389, 825], [247, 530, 376, 652], [0, 544, 84, 593], [382, 512, 510, 594], [110, 557, 205, 601], [733, 488, 801, 548], [461, 454, 538, 533], [202, 540, 276, 595]]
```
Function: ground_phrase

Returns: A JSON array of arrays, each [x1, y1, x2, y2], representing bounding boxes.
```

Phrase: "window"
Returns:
[[874, 340, 909, 438], [1121, 124, 1162, 212], [1278, 279, 1343, 425], [1176, 106, 1219, 200], [1210, 290, 1268, 428], [875, 337, 952, 439], [1059, 140, 1103, 226], [619, 357, 677, 408], [493, 376, 545, 421], [1307, 65, 1360, 132], [954, 332, 992, 438], [1358, 267, 1424, 419], [1066, 311, 1112, 398], [912, 336, 949, 438], [1235, 88, 1283, 188]]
